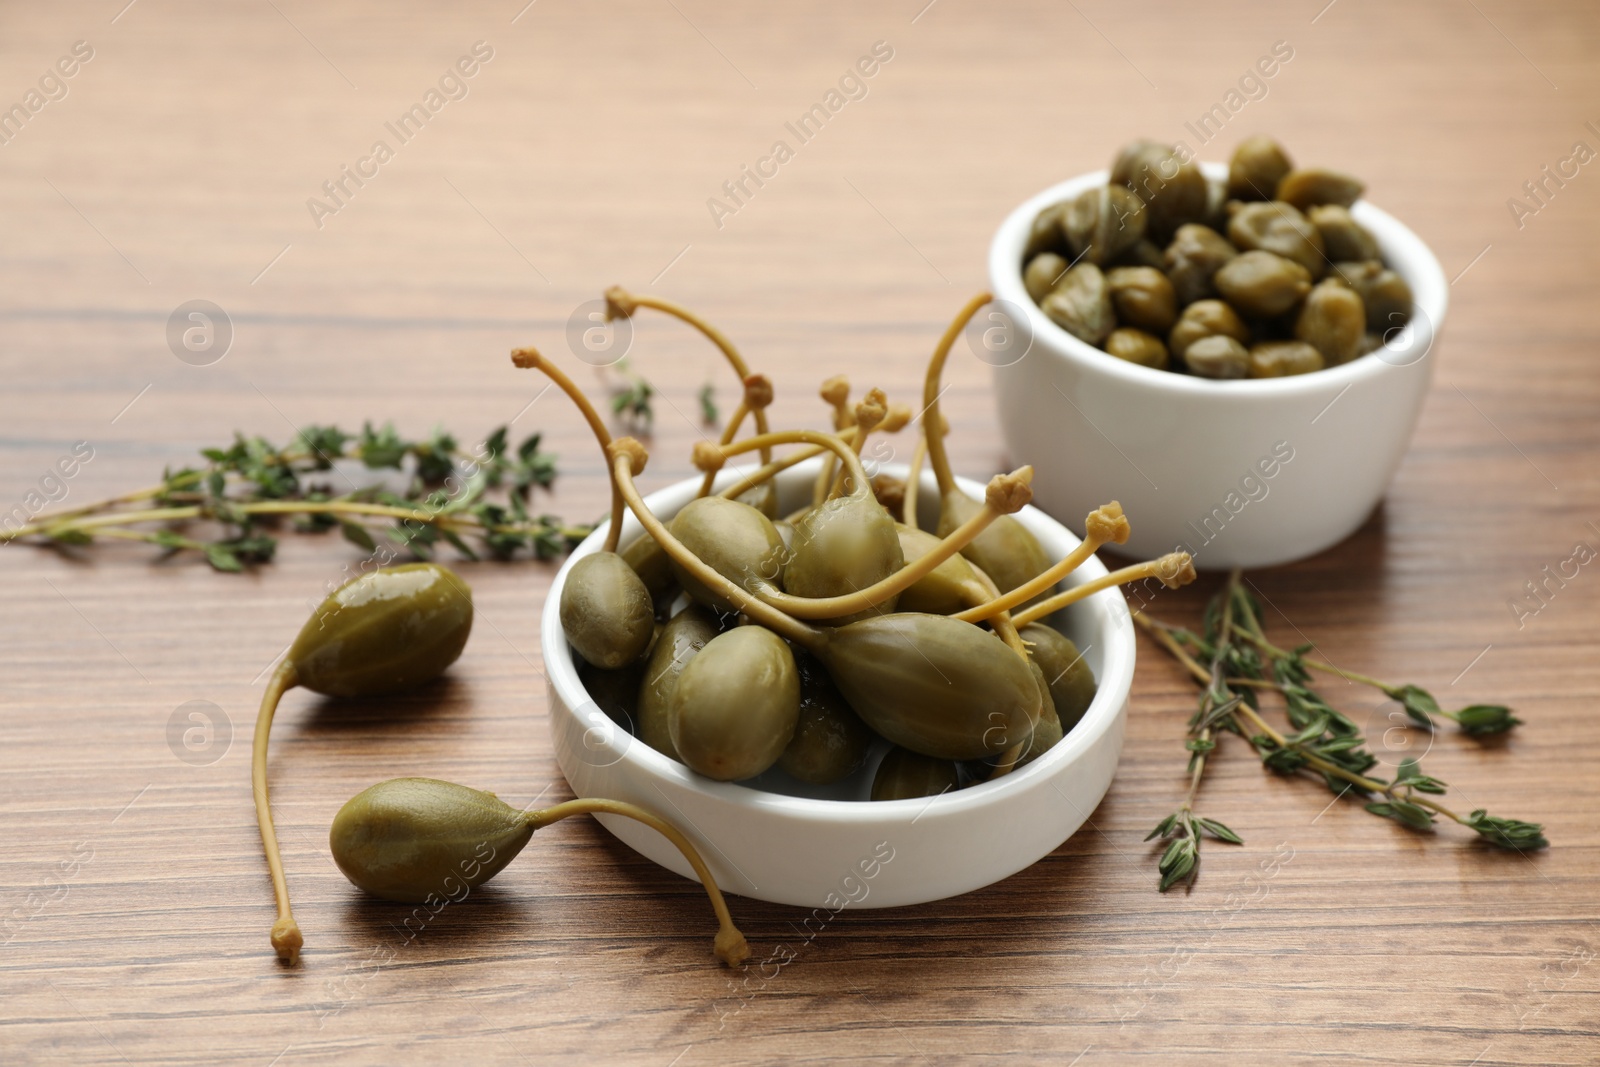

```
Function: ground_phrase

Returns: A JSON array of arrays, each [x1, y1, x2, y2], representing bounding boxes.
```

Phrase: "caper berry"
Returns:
[[1168, 299, 1251, 361], [1226, 201, 1326, 279], [637, 604, 720, 763], [1040, 263, 1116, 346], [1182, 334, 1250, 379], [1024, 203, 1065, 259], [784, 491, 905, 625], [1105, 327, 1170, 370], [1249, 340, 1325, 378], [1163, 224, 1239, 306], [777, 651, 872, 784], [1023, 252, 1069, 305], [936, 490, 1052, 599], [667, 496, 785, 615], [1111, 140, 1208, 237], [1294, 279, 1366, 366], [1227, 135, 1293, 201], [620, 533, 677, 611], [1277, 167, 1364, 210], [1062, 184, 1147, 265], [579, 655, 647, 730], [1308, 204, 1379, 262], [669, 625, 800, 781], [895, 524, 982, 615], [1106, 266, 1178, 335], [560, 551, 655, 670], [1212, 250, 1313, 318], [870, 747, 961, 801], [1021, 623, 1097, 734]]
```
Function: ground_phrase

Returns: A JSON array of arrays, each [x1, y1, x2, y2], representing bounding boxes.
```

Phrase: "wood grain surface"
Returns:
[[2, 2, 1597, 1064]]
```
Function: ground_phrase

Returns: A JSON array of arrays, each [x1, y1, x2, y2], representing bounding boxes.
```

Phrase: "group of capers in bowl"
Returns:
[[548, 288, 1196, 801], [1024, 136, 1415, 379]]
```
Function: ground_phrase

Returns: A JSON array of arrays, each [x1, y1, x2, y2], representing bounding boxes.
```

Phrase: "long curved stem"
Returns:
[[526, 797, 750, 967], [710, 430, 873, 504], [955, 504, 1130, 623], [511, 348, 626, 553], [922, 292, 992, 496], [696, 400, 750, 498], [714, 426, 861, 502], [902, 435, 928, 530], [610, 289, 772, 466], [252, 661, 303, 963], [1011, 552, 1196, 628], [610, 450, 820, 649]]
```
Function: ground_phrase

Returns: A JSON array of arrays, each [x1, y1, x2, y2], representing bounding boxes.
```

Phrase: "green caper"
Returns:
[[1024, 203, 1065, 259], [1226, 201, 1326, 279], [870, 747, 961, 801], [668, 625, 800, 781], [560, 552, 655, 670], [1330, 260, 1413, 332], [1202, 177, 1230, 233], [637, 604, 720, 762], [816, 613, 1039, 761], [1105, 327, 1170, 370], [620, 533, 677, 610], [1014, 658, 1062, 768], [1249, 340, 1325, 378], [1277, 167, 1364, 210], [1040, 263, 1116, 346], [1024, 252, 1069, 305], [1212, 250, 1313, 318], [1164, 224, 1238, 306], [666, 495, 785, 615], [1182, 334, 1250, 379], [1111, 140, 1208, 236], [1168, 299, 1251, 361], [1062, 184, 1147, 265], [1106, 266, 1178, 334], [937, 491, 1052, 598], [895, 524, 982, 615], [784, 492, 904, 625], [255, 562, 475, 962], [734, 482, 779, 519], [1308, 204, 1379, 262], [1227, 135, 1293, 200], [1294, 279, 1365, 366], [329, 778, 532, 904], [778, 651, 872, 784], [1110, 239, 1168, 271], [1021, 623, 1097, 734]]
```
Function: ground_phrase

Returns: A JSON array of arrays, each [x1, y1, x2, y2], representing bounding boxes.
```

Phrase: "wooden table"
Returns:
[[2, 2, 1595, 1064]]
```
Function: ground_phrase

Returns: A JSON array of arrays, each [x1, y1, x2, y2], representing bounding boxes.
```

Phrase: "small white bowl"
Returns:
[[543, 461, 1135, 909], [987, 161, 1448, 569]]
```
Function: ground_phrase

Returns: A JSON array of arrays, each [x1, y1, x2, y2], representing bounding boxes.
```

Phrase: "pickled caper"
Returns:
[[1227, 135, 1293, 201], [1168, 299, 1251, 361], [1249, 340, 1325, 378], [667, 495, 785, 615], [620, 533, 677, 610], [1164, 224, 1238, 306], [1277, 167, 1364, 210], [778, 652, 872, 784], [894, 524, 982, 615], [1023, 252, 1069, 305], [1294, 279, 1365, 366], [1106, 266, 1178, 335], [560, 551, 654, 669], [1105, 327, 1170, 370], [870, 747, 962, 801], [1021, 623, 1097, 734], [1213, 250, 1312, 318], [1330, 260, 1413, 332], [784, 490, 905, 625], [1308, 204, 1379, 262], [669, 625, 800, 781], [1040, 263, 1116, 346], [1111, 140, 1208, 237], [637, 604, 720, 762], [1226, 201, 1327, 279], [1062, 184, 1147, 265], [1182, 334, 1250, 379]]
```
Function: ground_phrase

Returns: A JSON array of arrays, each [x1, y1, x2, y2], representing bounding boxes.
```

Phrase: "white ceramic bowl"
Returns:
[[542, 461, 1135, 909], [988, 161, 1447, 569]]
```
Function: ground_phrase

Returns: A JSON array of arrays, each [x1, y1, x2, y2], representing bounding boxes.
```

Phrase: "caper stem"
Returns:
[[921, 292, 992, 497], [711, 430, 873, 503], [511, 348, 628, 554], [251, 661, 304, 964], [812, 377, 855, 507], [609, 289, 773, 467], [526, 797, 750, 967], [1011, 552, 1197, 628], [715, 426, 862, 502], [752, 469, 1033, 621], [901, 435, 928, 530], [954, 504, 1130, 623], [695, 399, 750, 498], [826, 389, 887, 501], [609, 449, 823, 650]]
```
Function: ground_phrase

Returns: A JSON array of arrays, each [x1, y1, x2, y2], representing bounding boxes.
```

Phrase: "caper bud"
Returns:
[[1164, 224, 1239, 306], [637, 604, 720, 762], [1168, 299, 1251, 361], [870, 747, 961, 801], [1024, 203, 1065, 259], [329, 778, 533, 904], [1294, 279, 1365, 366], [1330, 260, 1413, 332], [1226, 201, 1326, 279], [1023, 252, 1069, 305], [1249, 340, 1325, 378], [1062, 184, 1147, 265], [1308, 204, 1379, 262], [668, 625, 800, 781], [1182, 335, 1250, 379], [1111, 140, 1208, 237], [1213, 250, 1313, 318], [1110, 239, 1167, 271], [784, 492, 905, 625], [666, 496, 785, 615], [560, 552, 655, 670], [817, 613, 1039, 761], [1105, 327, 1170, 370], [1040, 263, 1116, 346], [1227, 135, 1294, 201], [778, 652, 872, 785], [1276, 167, 1365, 210], [1021, 623, 1097, 734], [1106, 266, 1178, 334]]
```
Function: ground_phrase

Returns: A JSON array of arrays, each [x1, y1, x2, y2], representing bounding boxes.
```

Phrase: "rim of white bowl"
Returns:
[[989, 161, 1449, 397], [541, 461, 1136, 821]]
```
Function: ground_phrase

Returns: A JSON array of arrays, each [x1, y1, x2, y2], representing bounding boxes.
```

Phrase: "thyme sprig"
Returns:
[[4, 423, 592, 572], [1135, 570, 1547, 891]]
